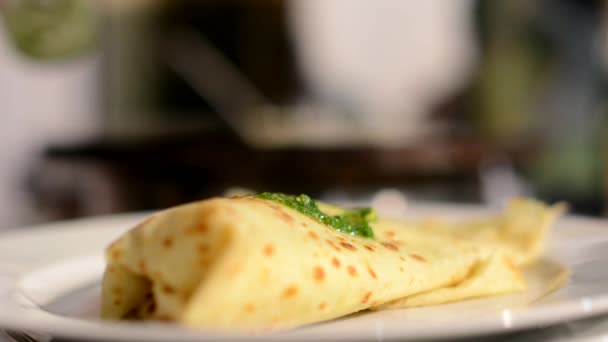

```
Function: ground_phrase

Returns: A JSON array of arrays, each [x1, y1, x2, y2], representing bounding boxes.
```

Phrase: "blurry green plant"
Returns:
[[472, 0, 552, 146], [1, 0, 97, 60]]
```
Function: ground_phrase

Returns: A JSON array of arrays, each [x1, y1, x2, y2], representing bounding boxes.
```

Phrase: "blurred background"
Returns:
[[0, 0, 606, 229]]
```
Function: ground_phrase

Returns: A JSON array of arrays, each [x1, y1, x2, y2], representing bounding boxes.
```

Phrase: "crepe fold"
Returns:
[[101, 196, 563, 331]]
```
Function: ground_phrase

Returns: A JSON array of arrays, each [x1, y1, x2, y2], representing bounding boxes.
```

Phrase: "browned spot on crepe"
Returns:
[[187, 222, 209, 235], [274, 210, 294, 224], [367, 266, 378, 279], [110, 249, 122, 260], [265, 202, 281, 211], [340, 242, 357, 251], [410, 253, 427, 262], [263, 244, 275, 257], [381, 242, 399, 252], [162, 284, 176, 294], [313, 266, 325, 282], [331, 257, 341, 268], [361, 291, 372, 304], [326, 239, 341, 252], [347, 265, 358, 277], [282, 284, 299, 298], [244, 303, 256, 313]]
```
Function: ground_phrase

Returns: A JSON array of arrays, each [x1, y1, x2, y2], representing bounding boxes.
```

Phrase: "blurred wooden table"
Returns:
[[30, 131, 509, 220]]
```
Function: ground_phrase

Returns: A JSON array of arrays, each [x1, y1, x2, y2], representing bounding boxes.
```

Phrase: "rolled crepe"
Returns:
[[101, 196, 562, 331]]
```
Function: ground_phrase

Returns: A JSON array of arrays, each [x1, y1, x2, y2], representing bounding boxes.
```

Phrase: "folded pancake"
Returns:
[[100, 196, 562, 331], [410, 198, 566, 266], [371, 199, 565, 309], [374, 251, 525, 309]]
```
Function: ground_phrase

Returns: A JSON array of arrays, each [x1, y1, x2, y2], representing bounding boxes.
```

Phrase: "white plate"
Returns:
[[0, 203, 608, 341]]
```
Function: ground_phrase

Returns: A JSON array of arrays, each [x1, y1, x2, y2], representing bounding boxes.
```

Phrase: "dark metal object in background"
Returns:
[[100, 0, 301, 140], [164, 28, 268, 141]]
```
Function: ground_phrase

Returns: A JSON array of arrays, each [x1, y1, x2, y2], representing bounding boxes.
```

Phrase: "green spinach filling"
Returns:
[[253, 192, 376, 239]]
